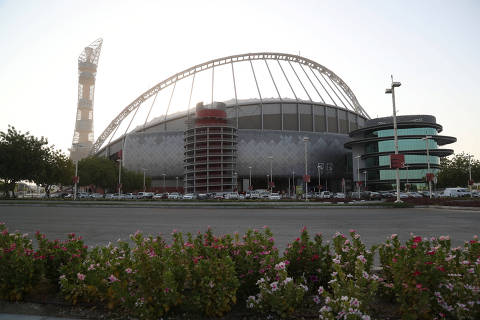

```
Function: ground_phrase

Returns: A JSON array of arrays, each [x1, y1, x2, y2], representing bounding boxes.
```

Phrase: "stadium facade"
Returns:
[[79, 50, 455, 193]]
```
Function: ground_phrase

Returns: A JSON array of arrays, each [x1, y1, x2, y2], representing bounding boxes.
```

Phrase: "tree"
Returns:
[[121, 168, 151, 193], [0, 126, 48, 197], [437, 153, 480, 188], [35, 148, 74, 197], [77, 157, 117, 192]]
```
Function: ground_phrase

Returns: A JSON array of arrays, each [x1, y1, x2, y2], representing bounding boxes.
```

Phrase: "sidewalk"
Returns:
[[0, 315, 80, 320]]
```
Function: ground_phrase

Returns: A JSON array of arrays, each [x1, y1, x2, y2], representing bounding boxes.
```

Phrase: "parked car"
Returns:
[[407, 192, 423, 198], [112, 194, 125, 200], [213, 193, 225, 199], [472, 190, 480, 198], [152, 193, 165, 199], [224, 192, 239, 200], [320, 191, 332, 199], [182, 193, 196, 200], [441, 188, 471, 198], [124, 193, 136, 200], [137, 192, 154, 199], [90, 193, 104, 199], [368, 192, 381, 200], [268, 193, 281, 200], [104, 193, 115, 199], [77, 192, 89, 199], [334, 192, 346, 199], [167, 192, 181, 200], [197, 193, 209, 200]]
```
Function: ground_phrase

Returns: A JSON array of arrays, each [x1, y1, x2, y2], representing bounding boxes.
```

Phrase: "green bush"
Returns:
[[0, 223, 42, 301]]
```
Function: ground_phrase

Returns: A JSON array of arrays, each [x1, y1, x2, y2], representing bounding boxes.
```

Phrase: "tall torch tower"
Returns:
[[70, 38, 103, 161]]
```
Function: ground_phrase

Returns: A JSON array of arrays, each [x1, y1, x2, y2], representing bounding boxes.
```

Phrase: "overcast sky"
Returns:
[[0, 0, 479, 158]]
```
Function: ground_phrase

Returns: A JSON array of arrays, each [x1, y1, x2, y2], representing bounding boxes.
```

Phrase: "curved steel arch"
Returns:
[[91, 52, 369, 155]]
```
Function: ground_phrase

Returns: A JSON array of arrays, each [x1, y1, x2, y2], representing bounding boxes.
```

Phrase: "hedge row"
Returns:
[[1, 222, 479, 319]]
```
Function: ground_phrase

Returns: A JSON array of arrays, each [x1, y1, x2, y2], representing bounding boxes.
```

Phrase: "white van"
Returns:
[[441, 188, 470, 198]]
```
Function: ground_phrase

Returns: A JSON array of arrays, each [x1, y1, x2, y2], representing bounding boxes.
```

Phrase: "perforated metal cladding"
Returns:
[[122, 130, 352, 179]]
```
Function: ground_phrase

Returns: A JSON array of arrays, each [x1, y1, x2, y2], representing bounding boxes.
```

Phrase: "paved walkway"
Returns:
[[0, 315, 80, 320]]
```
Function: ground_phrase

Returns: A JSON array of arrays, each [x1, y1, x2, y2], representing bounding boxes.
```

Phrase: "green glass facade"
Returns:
[[375, 127, 439, 189]]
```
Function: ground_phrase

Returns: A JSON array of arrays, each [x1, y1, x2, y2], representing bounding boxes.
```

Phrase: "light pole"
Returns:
[[385, 76, 402, 203], [317, 163, 322, 193], [405, 165, 410, 191], [363, 170, 367, 191], [267, 174, 270, 190], [422, 136, 433, 199], [248, 166, 252, 190], [74, 160, 78, 200], [142, 168, 147, 193], [354, 155, 361, 199], [268, 156, 273, 191], [233, 172, 238, 192], [176, 176, 179, 193], [117, 159, 122, 196], [303, 137, 309, 202], [292, 170, 295, 198], [468, 154, 473, 198], [162, 173, 166, 193]]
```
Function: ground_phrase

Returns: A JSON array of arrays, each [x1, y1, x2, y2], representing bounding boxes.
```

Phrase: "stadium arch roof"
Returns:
[[91, 52, 369, 155]]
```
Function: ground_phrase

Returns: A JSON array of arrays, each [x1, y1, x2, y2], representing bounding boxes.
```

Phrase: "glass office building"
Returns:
[[345, 115, 456, 190]]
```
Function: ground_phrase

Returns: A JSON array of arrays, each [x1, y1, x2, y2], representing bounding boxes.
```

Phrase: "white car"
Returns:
[[124, 193, 136, 200], [137, 192, 154, 199], [90, 193, 104, 199], [334, 192, 345, 199], [224, 192, 239, 200], [112, 194, 125, 200], [320, 191, 332, 199], [167, 192, 181, 200], [152, 193, 165, 199], [268, 193, 281, 200], [182, 193, 196, 200], [104, 193, 115, 199]]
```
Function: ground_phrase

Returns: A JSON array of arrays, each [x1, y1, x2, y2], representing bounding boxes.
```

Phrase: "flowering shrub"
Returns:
[[0, 221, 479, 320], [247, 261, 307, 318], [311, 230, 378, 319], [378, 234, 480, 319], [35, 231, 88, 284], [284, 227, 332, 291], [59, 239, 133, 307], [169, 229, 239, 317], [0, 223, 41, 301], [227, 227, 280, 298]]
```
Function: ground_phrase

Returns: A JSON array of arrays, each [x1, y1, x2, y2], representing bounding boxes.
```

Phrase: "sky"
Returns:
[[0, 0, 479, 158]]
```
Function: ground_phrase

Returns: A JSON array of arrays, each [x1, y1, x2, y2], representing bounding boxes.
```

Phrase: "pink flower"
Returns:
[[77, 273, 86, 281], [391, 234, 398, 239], [125, 268, 132, 274], [108, 274, 119, 282], [413, 236, 422, 243]]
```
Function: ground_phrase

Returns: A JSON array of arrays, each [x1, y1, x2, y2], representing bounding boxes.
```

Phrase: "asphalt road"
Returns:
[[0, 205, 479, 252]]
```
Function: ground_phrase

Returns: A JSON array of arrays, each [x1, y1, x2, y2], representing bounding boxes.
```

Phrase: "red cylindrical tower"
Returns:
[[184, 102, 238, 194]]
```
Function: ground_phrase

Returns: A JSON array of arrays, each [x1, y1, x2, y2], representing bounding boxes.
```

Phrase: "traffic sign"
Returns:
[[426, 173, 435, 182], [73, 176, 79, 184], [303, 175, 310, 182], [469, 179, 475, 186], [390, 154, 405, 169]]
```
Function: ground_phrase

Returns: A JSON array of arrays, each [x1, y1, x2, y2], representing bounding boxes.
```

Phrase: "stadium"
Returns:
[[73, 46, 372, 193]]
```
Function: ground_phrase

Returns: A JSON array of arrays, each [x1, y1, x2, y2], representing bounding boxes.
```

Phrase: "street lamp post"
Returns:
[[385, 76, 402, 203], [405, 165, 410, 191], [292, 170, 295, 199], [142, 168, 147, 193], [248, 166, 252, 190], [468, 155, 473, 198], [162, 173, 166, 193], [354, 155, 361, 199], [74, 160, 78, 201], [176, 176, 179, 192], [317, 163, 322, 193], [422, 136, 433, 199], [303, 137, 309, 202], [117, 159, 122, 196], [363, 170, 367, 191], [268, 156, 273, 189]]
